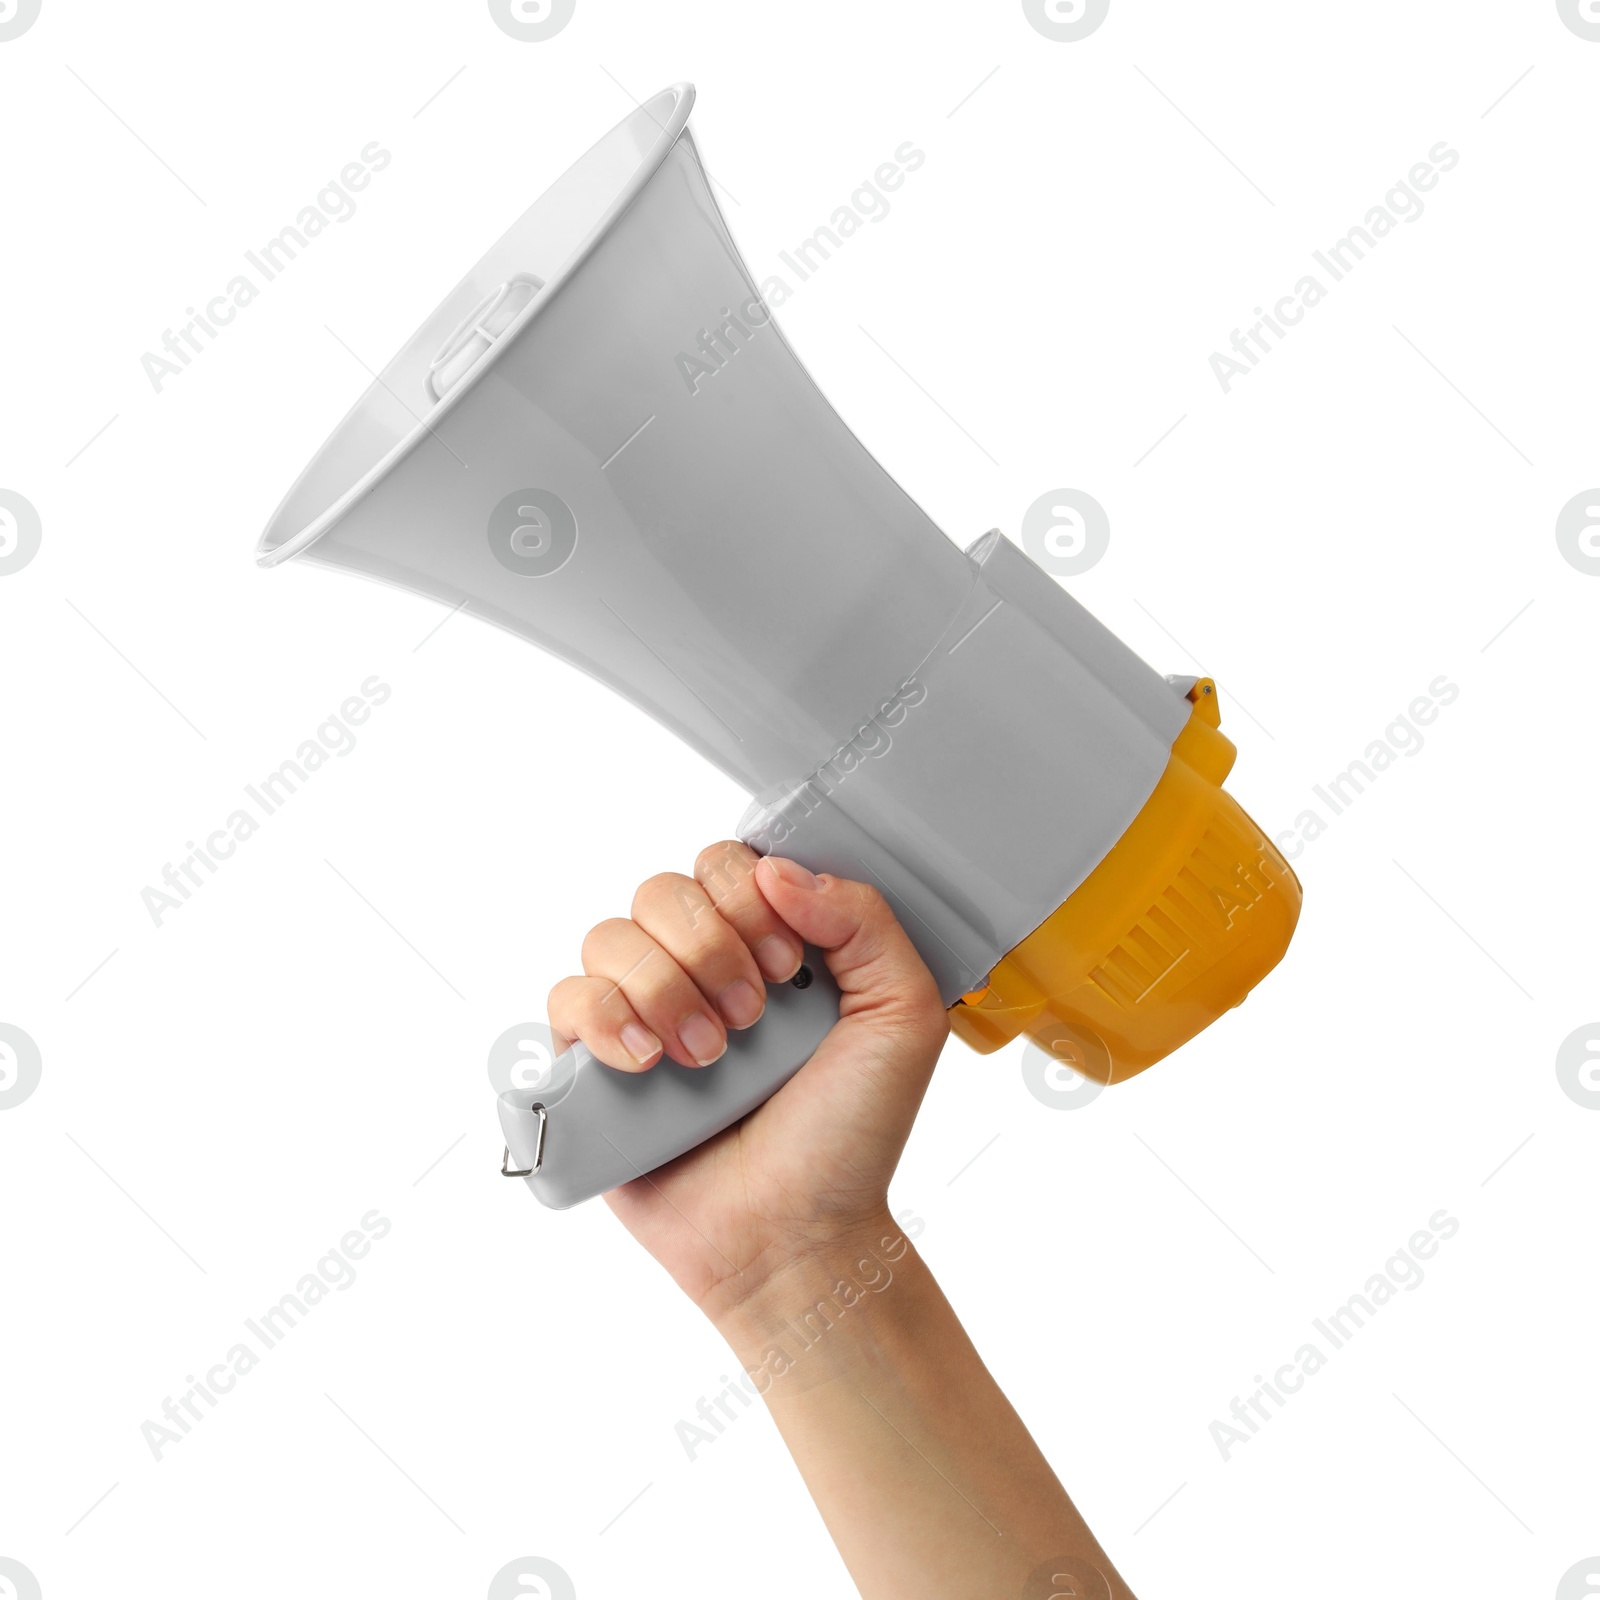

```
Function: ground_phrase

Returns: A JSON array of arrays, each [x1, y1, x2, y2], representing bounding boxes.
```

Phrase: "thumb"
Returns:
[[754, 856, 947, 1044]]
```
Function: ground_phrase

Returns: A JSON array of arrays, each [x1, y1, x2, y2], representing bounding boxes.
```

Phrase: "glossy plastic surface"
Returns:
[[257, 87, 1186, 996], [254, 85, 1285, 1208], [950, 683, 1303, 1079], [499, 955, 841, 1209]]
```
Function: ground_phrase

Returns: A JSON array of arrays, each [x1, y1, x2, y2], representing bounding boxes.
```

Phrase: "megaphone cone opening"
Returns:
[[255, 82, 696, 570]]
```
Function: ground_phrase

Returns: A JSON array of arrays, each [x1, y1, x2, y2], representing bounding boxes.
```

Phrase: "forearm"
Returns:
[[707, 1212, 1137, 1600]]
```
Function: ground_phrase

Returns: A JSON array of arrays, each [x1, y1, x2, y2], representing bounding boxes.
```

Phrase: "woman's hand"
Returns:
[[550, 841, 1138, 1598], [546, 840, 949, 1319]]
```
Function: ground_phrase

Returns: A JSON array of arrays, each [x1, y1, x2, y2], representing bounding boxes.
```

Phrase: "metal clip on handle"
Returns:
[[500, 1104, 547, 1178], [497, 954, 840, 1209]]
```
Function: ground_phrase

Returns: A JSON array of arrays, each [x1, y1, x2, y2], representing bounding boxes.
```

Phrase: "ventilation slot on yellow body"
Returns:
[[950, 680, 1302, 1082]]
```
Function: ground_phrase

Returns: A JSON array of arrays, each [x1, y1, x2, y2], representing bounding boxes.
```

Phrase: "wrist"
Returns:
[[703, 1207, 919, 1359]]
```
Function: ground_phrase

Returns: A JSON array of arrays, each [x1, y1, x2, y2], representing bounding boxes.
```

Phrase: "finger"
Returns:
[[581, 917, 728, 1068], [694, 839, 804, 982], [631, 871, 767, 1031], [547, 974, 662, 1073], [753, 856, 946, 1044]]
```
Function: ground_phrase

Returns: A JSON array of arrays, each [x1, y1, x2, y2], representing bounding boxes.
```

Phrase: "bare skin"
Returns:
[[548, 840, 1138, 1600]]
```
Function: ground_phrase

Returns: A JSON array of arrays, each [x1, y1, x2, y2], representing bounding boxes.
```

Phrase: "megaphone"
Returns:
[[257, 83, 1301, 1208]]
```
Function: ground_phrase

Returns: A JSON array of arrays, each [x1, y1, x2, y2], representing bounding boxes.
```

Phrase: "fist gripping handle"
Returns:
[[497, 952, 841, 1209], [250, 86, 1301, 1214]]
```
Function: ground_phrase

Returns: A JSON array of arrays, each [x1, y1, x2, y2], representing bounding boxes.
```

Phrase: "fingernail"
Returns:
[[765, 856, 818, 890], [717, 979, 764, 1029], [755, 935, 802, 982], [679, 1012, 726, 1067], [621, 1022, 661, 1064]]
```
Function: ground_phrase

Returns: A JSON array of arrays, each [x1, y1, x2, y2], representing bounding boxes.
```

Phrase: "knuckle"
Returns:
[[632, 871, 700, 921], [916, 979, 951, 1029], [619, 953, 688, 1010], [672, 936, 731, 989], [850, 880, 892, 923], [636, 869, 692, 901], [695, 839, 756, 898], [915, 968, 952, 1025], [585, 981, 632, 1023], [678, 897, 736, 949], [581, 917, 636, 966], [897, 982, 950, 1046]]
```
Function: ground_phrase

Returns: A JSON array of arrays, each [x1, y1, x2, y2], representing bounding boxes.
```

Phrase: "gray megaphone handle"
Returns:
[[497, 950, 841, 1209]]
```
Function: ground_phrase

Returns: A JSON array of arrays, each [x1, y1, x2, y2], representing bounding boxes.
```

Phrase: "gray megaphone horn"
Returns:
[[256, 83, 1301, 1208]]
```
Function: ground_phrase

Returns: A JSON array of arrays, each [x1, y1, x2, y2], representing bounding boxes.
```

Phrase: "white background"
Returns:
[[2, 2, 1597, 1597]]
